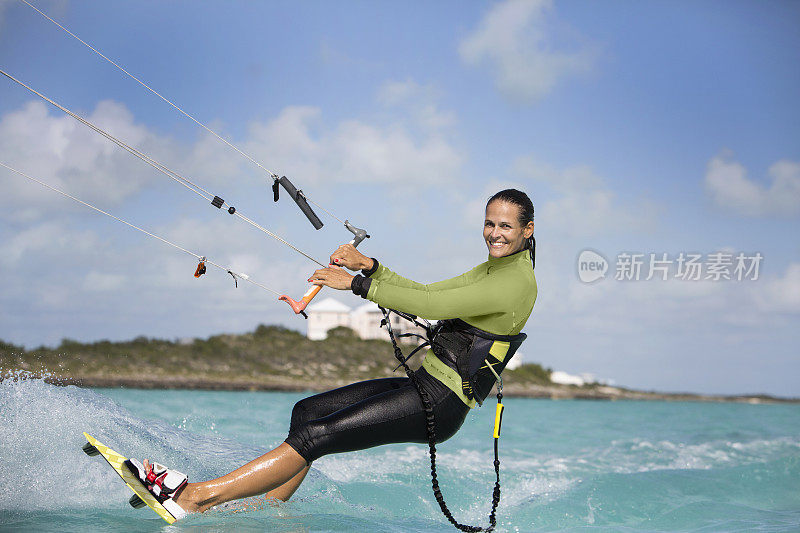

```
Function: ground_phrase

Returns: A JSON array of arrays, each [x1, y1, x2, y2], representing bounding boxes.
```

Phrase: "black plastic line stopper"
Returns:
[[211, 196, 224, 209], [278, 176, 324, 230], [228, 206, 236, 214], [272, 178, 280, 202]]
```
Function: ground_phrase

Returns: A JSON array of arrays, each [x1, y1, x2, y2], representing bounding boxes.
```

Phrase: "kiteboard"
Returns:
[[81, 432, 181, 524]]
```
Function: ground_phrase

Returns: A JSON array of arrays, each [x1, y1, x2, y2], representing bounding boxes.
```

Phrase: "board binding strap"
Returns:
[[81, 432, 188, 524]]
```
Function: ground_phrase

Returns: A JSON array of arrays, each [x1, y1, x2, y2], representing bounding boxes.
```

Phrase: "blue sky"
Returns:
[[1, 0, 798, 396]]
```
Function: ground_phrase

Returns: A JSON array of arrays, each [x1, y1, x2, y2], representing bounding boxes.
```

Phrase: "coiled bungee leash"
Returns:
[[379, 307, 503, 532]]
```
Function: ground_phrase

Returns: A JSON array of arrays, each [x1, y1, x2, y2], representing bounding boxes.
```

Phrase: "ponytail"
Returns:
[[528, 236, 536, 269]]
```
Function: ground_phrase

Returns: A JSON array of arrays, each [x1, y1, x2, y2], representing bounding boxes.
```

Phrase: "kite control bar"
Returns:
[[279, 221, 370, 317]]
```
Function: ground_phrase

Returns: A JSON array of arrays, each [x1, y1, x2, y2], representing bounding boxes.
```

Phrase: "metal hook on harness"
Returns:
[[485, 360, 503, 396]]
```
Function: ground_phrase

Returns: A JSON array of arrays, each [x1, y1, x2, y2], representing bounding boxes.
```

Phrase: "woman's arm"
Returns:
[[366, 271, 521, 320], [368, 262, 478, 292], [328, 243, 479, 292]]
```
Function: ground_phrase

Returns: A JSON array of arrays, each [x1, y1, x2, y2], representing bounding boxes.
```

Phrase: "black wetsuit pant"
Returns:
[[284, 368, 470, 463]]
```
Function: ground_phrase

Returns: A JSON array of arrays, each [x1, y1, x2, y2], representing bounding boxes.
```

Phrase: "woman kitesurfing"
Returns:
[[128, 188, 537, 530], [1, 57, 537, 533], [3, 5, 537, 528]]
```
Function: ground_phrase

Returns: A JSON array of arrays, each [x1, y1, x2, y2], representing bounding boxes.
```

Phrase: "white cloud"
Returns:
[[459, 0, 598, 103], [0, 100, 175, 219], [377, 79, 456, 130], [0, 220, 98, 266], [244, 104, 462, 188], [82, 271, 127, 292], [377, 80, 429, 106], [179, 127, 248, 187], [513, 155, 658, 238], [756, 263, 800, 314], [1, 77, 463, 229], [704, 151, 800, 217]]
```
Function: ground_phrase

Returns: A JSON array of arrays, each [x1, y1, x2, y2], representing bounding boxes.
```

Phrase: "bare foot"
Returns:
[[172, 482, 207, 513]]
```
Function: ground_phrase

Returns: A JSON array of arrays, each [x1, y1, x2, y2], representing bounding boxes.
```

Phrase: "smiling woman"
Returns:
[[123, 189, 539, 531]]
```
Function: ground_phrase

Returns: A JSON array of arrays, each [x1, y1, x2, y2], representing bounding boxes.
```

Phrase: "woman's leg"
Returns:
[[263, 377, 409, 502], [175, 372, 468, 512], [263, 464, 310, 501], [175, 378, 410, 510], [289, 377, 411, 432], [285, 370, 469, 464], [174, 442, 307, 512]]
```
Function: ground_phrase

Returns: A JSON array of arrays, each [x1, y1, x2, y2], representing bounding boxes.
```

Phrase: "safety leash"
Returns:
[[379, 307, 502, 532]]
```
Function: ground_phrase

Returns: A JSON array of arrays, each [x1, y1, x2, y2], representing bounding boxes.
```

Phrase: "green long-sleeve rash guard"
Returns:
[[365, 248, 537, 336]]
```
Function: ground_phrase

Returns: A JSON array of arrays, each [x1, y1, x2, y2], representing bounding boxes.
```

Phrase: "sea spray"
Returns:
[[0, 372, 253, 512]]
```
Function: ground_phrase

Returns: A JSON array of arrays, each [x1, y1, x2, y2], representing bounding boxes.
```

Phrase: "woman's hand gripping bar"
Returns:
[[279, 224, 370, 317]]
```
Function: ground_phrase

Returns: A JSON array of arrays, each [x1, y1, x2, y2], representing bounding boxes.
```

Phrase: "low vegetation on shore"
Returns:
[[1, 326, 793, 403], [0, 325, 552, 390]]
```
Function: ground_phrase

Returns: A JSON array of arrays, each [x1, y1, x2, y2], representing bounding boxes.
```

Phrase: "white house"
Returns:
[[349, 302, 389, 340], [550, 370, 586, 386], [306, 297, 427, 342], [306, 298, 352, 340], [549, 371, 611, 386]]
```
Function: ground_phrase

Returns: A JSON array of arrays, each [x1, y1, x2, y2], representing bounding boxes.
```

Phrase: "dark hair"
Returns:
[[487, 189, 535, 268]]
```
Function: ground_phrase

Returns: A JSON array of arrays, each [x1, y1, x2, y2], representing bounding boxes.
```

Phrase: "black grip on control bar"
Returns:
[[278, 176, 324, 230]]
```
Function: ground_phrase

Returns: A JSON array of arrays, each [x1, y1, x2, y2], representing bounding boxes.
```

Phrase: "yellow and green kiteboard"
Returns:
[[81, 432, 181, 524]]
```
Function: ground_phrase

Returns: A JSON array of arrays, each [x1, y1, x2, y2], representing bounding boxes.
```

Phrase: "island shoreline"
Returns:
[[26, 375, 800, 404]]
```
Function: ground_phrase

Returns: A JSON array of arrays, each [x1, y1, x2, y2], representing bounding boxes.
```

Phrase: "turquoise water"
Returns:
[[1, 374, 799, 532]]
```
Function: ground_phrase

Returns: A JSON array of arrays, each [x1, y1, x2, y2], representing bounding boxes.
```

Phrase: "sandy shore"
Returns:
[[41, 375, 799, 404]]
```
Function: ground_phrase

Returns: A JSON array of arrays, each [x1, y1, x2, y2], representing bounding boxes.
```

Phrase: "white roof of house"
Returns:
[[352, 302, 382, 314], [307, 297, 351, 313], [550, 371, 585, 386]]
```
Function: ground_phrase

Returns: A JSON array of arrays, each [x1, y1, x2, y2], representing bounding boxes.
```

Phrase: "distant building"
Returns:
[[550, 370, 585, 386], [306, 297, 426, 342], [505, 352, 523, 370], [306, 298, 352, 340], [550, 370, 613, 386]]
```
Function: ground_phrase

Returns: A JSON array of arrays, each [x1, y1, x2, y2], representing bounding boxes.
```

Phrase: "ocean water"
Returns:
[[1, 373, 798, 532]]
